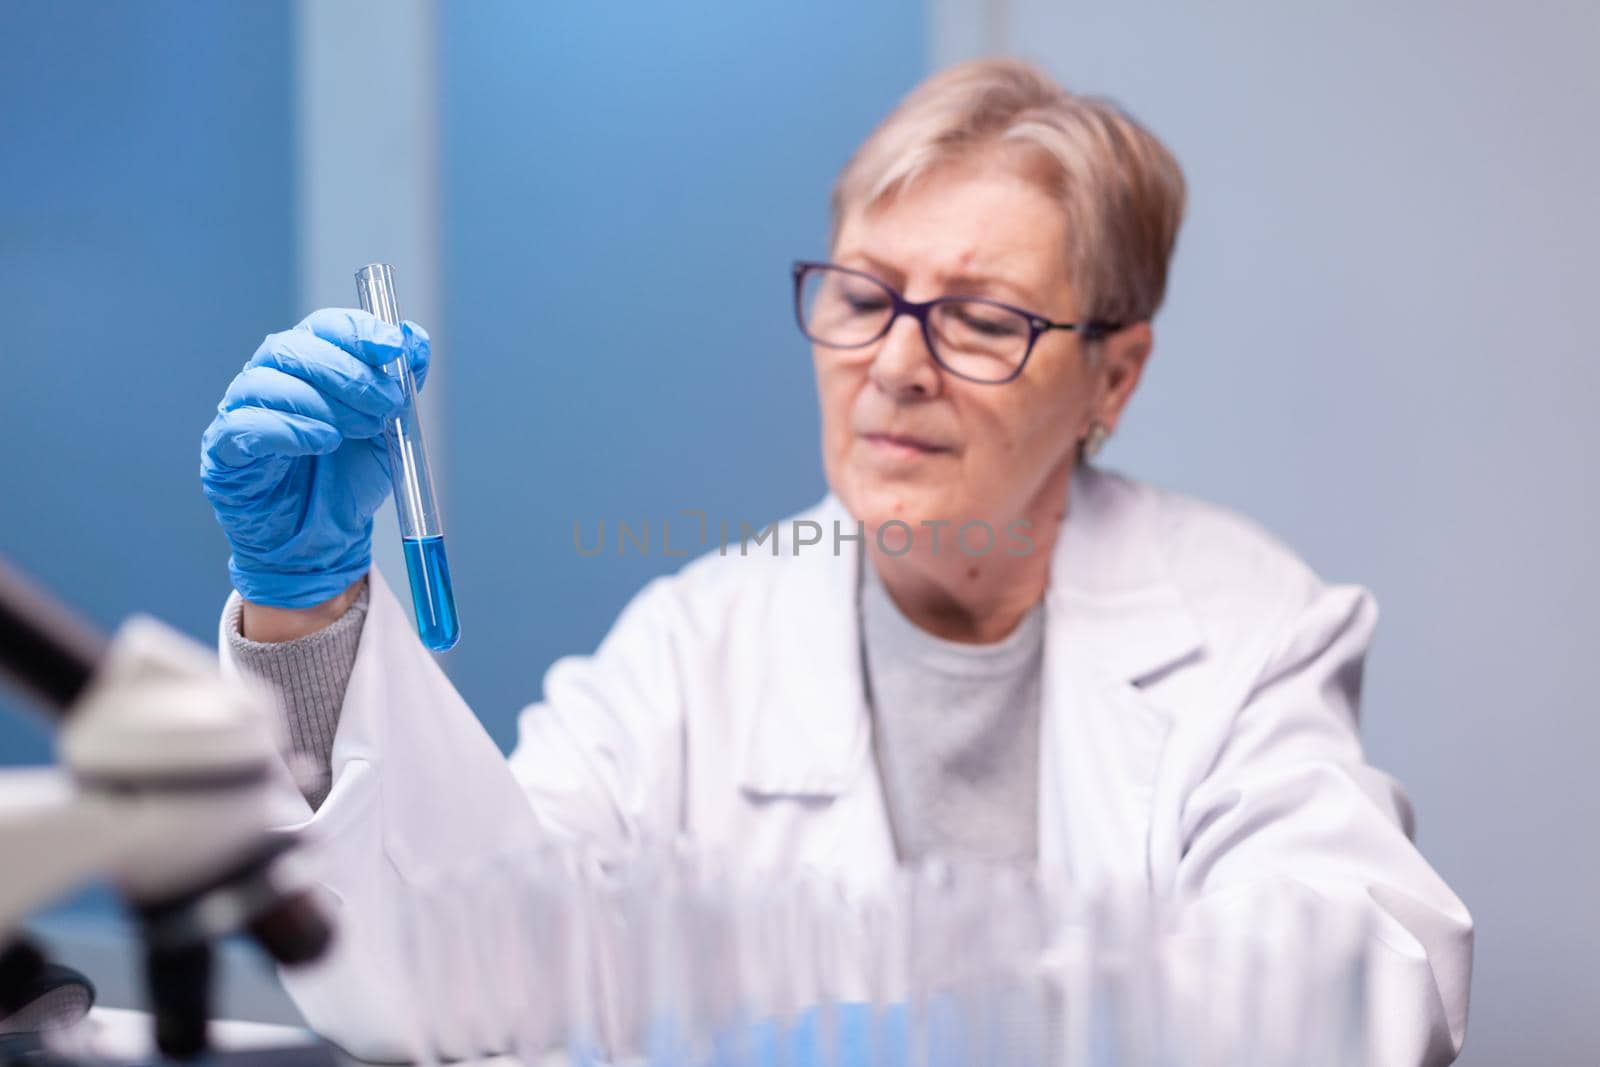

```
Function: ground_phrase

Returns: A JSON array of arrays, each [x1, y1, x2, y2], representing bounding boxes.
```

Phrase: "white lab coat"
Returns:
[[222, 466, 1473, 1063]]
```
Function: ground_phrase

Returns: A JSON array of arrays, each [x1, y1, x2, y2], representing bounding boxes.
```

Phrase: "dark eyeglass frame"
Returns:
[[792, 260, 1124, 385]]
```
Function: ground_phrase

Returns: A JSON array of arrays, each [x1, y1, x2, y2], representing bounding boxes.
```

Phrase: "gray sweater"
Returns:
[[858, 559, 1042, 866], [225, 584, 367, 810]]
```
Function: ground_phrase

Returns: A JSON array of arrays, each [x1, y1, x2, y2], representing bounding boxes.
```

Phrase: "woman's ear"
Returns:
[[1096, 321, 1153, 432]]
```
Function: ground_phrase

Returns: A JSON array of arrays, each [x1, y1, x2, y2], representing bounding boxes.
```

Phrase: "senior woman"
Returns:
[[201, 60, 1471, 1063]]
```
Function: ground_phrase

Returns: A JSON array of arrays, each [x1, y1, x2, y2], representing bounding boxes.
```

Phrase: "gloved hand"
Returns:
[[200, 309, 430, 608]]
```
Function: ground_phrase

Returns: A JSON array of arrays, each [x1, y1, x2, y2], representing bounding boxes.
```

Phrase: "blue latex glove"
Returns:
[[200, 308, 430, 608]]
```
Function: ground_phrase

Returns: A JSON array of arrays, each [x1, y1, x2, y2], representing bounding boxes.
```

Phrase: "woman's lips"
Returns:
[[861, 431, 952, 457]]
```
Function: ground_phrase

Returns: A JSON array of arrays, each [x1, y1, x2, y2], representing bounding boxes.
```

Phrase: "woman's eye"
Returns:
[[844, 292, 889, 313], [952, 306, 1024, 337]]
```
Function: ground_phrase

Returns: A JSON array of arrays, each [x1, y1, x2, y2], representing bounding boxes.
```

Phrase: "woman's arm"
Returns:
[[221, 566, 689, 1061], [220, 568, 545, 1060], [240, 578, 366, 642], [227, 579, 370, 808], [1173, 585, 1474, 1065]]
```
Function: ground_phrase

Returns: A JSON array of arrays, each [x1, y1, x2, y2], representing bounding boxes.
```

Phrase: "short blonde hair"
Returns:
[[832, 58, 1186, 328]]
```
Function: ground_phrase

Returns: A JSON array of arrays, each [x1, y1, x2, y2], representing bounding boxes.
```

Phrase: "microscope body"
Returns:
[[0, 613, 331, 1058]]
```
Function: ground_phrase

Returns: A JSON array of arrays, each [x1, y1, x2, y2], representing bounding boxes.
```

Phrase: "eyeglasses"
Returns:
[[792, 260, 1122, 385]]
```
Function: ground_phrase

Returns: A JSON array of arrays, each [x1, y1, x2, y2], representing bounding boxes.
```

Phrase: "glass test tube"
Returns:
[[355, 263, 461, 651]]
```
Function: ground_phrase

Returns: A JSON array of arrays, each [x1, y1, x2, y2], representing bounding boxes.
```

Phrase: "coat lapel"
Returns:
[[1038, 467, 1206, 887], [735, 494, 872, 798]]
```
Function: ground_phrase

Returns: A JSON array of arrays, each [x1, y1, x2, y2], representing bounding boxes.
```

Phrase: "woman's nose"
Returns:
[[867, 315, 942, 398]]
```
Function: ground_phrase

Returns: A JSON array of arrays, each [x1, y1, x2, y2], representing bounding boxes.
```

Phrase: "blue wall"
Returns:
[[438, 2, 926, 746], [0, 2, 296, 760]]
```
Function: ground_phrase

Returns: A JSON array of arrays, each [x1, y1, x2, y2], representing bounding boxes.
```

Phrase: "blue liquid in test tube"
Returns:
[[401, 535, 458, 652], [356, 263, 461, 651]]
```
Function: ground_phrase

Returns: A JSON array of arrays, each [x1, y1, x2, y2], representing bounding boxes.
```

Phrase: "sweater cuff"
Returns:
[[224, 581, 370, 810]]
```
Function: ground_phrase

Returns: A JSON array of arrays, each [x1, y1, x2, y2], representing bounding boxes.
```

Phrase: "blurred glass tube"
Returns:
[[354, 263, 460, 651], [392, 840, 1371, 1067]]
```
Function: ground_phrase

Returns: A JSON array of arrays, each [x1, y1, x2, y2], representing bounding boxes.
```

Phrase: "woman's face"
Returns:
[[815, 160, 1149, 553]]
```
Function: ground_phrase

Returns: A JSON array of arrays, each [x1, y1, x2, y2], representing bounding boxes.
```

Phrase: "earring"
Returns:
[[1082, 422, 1111, 461]]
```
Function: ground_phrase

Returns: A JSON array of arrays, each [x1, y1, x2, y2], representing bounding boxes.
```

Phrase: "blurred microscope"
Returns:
[[0, 556, 333, 1065]]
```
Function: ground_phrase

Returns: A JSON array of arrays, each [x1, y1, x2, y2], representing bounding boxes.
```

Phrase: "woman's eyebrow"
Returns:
[[939, 270, 1041, 306], [845, 251, 1043, 306], [838, 250, 903, 283]]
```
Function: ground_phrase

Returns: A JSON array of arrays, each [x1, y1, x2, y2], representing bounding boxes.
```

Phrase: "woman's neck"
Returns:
[[867, 486, 1069, 644]]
